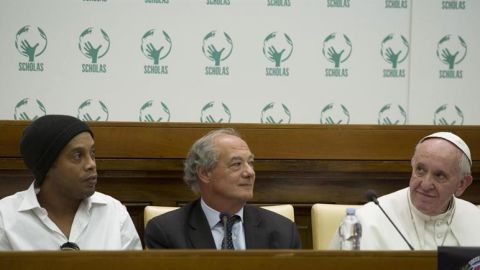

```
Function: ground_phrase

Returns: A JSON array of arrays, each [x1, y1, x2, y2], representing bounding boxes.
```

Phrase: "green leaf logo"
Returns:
[[436, 35, 467, 69], [78, 27, 111, 64], [202, 31, 233, 66], [200, 101, 231, 123], [141, 29, 173, 65], [322, 33, 352, 68], [15, 25, 48, 62], [320, 103, 350, 124], [260, 102, 291, 124], [77, 99, 109, 121], [377, 103, 407, 125], [433, 104, 464, 125], [139, 100, 171, 122], [14, 97, 47, 120], [263, 32, 294, 67], [380, 34, 409, 69]]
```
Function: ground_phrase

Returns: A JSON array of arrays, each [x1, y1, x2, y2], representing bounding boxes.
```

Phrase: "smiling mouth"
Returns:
[[416, 190, 436, 198]]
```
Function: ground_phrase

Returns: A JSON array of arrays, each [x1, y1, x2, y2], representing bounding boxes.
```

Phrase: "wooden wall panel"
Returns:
[[1, 121, 480, 249]]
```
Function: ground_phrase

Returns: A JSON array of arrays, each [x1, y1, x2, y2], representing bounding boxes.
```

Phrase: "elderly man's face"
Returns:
[[200, 134, 255, 209], [409, 138, 470, 215]]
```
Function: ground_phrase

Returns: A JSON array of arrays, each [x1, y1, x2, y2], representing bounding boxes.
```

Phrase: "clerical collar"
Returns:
[[408, 194, 455, 222], [407, 191, 457, 249]]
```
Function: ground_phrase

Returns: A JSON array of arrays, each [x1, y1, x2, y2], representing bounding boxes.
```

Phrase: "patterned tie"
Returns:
[[220, 213, 240, 249]]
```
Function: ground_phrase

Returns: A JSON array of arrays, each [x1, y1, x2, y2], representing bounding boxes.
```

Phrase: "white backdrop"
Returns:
[[0, 0, 478, 124]]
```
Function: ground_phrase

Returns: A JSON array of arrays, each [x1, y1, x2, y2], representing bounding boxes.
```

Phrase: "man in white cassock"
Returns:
[[330, 132, 480, 250]]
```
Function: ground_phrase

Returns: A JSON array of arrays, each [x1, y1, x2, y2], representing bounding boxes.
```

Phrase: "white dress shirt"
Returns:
[[200, 199, 246, 250], [0, 182, 142, 250]]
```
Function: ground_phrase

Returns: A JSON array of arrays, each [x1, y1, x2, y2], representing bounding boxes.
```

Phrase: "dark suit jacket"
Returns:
[[144, 199, 301, 249]]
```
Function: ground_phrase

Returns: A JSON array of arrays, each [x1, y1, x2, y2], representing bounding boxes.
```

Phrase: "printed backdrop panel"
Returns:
[[0, 0, 476, 125], [409, 0, 479, 125]]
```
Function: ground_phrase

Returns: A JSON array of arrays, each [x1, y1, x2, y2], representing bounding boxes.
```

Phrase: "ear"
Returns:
[[454, 175, 473, 197], [196, 166, 211, 184]]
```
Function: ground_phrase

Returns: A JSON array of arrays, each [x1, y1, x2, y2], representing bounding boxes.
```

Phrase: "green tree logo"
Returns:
[[320, 103, 350, 124], [202, 31, 233, 66], [322, 33, 352, 68], [377, 103, 407, 125], [263, 32, 293, 67], [436, 35, 467, 70], [78, 27, 110, 64], [141, 29, 172, 65], [77, 99, 109, 121], [433, 104, 464, 125], [260, 102, 291, 124], [139, 100, 171, 122], [15, 26, 48, 62], [380, 34, 409, 69], [13, 97, 46, 120], [200, 101, 231, 123]]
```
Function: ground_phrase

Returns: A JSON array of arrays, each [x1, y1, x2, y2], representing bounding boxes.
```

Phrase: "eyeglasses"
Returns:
[[60, 242, 80, 251]]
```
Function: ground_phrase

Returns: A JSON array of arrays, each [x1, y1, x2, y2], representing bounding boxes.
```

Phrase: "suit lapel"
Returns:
[[187, 200, 217, 249], [244, 205, 268, 249]]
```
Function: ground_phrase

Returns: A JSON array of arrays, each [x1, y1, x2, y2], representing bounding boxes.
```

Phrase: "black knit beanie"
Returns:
[[20, 115, 93, 187]]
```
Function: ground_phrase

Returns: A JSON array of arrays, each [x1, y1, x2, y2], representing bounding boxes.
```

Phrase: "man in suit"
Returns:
[[144, 128, 301, 249]]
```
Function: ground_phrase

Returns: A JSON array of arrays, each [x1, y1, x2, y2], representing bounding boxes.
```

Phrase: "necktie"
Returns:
[[220, 213, 239, 249]]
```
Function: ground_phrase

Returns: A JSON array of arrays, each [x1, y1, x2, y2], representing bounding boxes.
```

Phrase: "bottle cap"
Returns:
[[346, 208, 356, 215]]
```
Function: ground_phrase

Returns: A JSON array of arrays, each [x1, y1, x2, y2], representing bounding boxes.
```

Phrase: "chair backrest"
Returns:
[[144, 206, 179, 227], [143, 204, 295, 228], [260, 204, 295, 222], [311, 203, 360, 250]]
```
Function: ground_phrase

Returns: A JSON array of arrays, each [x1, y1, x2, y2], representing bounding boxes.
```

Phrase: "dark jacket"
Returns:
[[144, 199, 301, 249]]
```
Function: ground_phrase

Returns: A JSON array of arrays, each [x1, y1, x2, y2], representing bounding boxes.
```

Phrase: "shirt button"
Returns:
[[436, 221, 444, 226], [437, 233, 443, 239]]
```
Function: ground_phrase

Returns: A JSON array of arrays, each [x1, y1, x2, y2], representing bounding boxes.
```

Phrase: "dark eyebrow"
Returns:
[[69, 147, 84, 153], [433, 169, 447, 175], [69, 145, 95, 154]]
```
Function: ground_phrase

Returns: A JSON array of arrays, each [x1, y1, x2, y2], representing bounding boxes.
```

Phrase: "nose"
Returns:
[[242, 163, 255, 178], [419, 174, 435, 190], [85, 154, 96, 171]]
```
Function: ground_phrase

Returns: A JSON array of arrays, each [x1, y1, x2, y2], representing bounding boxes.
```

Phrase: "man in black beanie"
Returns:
[[0, 115, 141, 250]]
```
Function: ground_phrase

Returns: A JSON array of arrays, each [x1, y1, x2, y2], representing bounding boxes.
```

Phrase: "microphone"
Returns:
[[366, 189, 415, 251]]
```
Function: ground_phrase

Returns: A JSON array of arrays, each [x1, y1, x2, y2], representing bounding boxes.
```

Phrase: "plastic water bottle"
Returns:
[[339, 208, 362, 250]]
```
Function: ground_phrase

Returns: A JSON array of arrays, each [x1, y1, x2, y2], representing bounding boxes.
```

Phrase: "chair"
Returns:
[[144, 206, 179, 227], [260, 204, 295, 222], [311, 203, 360, 250], [143, 204, 295, 228]]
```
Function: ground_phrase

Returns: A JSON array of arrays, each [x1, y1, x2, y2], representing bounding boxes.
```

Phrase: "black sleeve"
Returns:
[[144, 217, 170, 249]]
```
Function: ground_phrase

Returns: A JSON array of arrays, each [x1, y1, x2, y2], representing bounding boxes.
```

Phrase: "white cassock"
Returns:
[[329, 187, 480, 250]]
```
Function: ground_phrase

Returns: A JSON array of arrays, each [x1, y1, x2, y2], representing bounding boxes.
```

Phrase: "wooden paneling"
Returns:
[[1, 121, 480, 249], [0, 250, 437, 270]]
